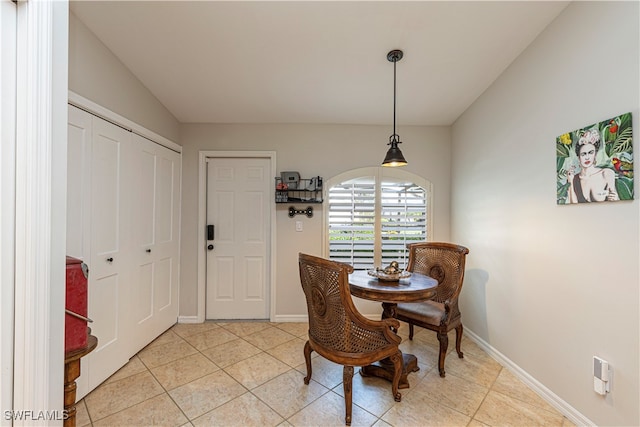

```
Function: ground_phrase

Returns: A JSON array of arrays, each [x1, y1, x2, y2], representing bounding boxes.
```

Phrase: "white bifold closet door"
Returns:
[[67, 105, 181, 398], [67, 105, 131, 394], [128, 133, 181, 354], [87, 111, 134, 391]]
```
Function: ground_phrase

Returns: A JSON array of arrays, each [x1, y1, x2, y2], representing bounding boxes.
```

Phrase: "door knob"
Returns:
[[207, 244, 214, 251], [146, 249, 151, 253], [106, 257, 114, 263]]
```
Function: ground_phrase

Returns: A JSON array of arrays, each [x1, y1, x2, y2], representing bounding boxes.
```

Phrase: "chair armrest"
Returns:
[[381, 317, 402, 345], [348, 310, 402, 345], [441, 300, 452, 326], [382, 317, 400, 331]]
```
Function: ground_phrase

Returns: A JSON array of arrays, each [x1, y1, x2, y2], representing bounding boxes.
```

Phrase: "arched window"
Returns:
[[324, 167, 432, 270]]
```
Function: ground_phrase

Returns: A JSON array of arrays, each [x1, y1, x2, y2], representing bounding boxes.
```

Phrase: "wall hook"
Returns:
[[289, 206, 313, 218]]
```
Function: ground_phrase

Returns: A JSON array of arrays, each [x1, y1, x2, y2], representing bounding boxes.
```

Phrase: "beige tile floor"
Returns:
[[75, 321, 577, 427]]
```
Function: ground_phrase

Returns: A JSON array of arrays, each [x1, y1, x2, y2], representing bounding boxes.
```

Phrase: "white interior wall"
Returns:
[[178, 123, 452, 318], [68, 12, 180, 143], [451, 2, 639, 425]]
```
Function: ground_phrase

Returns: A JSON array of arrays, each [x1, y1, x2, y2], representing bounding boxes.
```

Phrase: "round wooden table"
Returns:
[[349, 270, 437, 389]]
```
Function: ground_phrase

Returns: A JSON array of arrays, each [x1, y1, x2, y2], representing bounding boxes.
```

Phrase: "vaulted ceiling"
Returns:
[[70, 1, 569, 126]]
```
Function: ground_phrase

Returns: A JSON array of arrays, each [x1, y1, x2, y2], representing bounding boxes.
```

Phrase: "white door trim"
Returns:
[[197, 151, 277, 323], [1, 0, 17, 416], [13, 0, 68, 421], [68, 91, 182, 154]]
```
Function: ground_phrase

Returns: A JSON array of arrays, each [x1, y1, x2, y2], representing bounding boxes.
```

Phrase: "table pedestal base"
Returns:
[[360, 352, 419, 389], [64, 335, 97, 427]]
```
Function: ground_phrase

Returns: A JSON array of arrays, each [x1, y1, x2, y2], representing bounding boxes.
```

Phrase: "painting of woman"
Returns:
[[557, 112, 633, 204], [565, 129, 618, 203]]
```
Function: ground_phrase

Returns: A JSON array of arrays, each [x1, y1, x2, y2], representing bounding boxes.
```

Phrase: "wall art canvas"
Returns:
[[557, 112, 633, 204]]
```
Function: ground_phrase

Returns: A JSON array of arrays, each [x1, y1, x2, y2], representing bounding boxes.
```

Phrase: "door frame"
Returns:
[[1, 0, 17, 415], [10, 0, 68, 418], [197, 151, 277, 322]]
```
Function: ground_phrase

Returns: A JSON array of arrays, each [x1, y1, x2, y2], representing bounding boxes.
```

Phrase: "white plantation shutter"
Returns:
[[380, 180, 427, 267], [328, 178, 376, 269], [327, 169, 429, 270]]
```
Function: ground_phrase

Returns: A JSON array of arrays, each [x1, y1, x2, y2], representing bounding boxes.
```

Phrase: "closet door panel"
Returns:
[[86, 116, 132, 390], [137, 145, 156, 245], [67, 106, 94, 400], [156, 156, 174, 243], [153, 153, 179, 314], [91, 121, 123, 275], [134, 262, 154, 323], [90, 275, 119, 345], [129, 136, 157, 352], [154, 144, 180, 324], [155, 257, 172, 310], [66, 106, 92, 261], [129, 134, 181, 353]]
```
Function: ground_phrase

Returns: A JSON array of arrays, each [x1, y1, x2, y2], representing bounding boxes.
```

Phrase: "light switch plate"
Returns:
[[594, 356, 609, 381]]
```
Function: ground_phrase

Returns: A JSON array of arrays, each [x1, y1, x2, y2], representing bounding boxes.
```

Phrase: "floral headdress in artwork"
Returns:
[[575, 128, 601, 155], [578, 128, 601, 146]]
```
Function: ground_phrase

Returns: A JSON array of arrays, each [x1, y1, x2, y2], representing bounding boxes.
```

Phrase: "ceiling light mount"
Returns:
[[387, 49, 403, 63], [382, 49, 407, 167]]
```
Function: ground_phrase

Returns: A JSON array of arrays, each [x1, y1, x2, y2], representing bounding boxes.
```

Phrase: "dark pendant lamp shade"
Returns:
[[382, 139, 407, 167], [382, 49, 407, 167]]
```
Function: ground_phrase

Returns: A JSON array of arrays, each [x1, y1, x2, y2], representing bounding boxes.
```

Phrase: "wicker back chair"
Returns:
[[299, 253, 402, 426], [395, 242, 469, 377]]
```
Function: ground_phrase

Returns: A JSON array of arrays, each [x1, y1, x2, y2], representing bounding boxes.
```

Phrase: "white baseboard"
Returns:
[[463, 327, 594, 427], [270, 313, 384, 322], [272, 314, 309, 323], [270, 314, 390, 322], [178, 315, 311, 323], [177, 315, 200, 324]]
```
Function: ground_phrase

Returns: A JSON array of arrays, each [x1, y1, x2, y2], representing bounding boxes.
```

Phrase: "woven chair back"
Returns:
[[406, 242, 469, 305], [299, 253, 391, 354]]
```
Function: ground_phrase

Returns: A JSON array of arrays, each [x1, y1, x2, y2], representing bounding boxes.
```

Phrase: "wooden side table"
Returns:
[[64, 335, 97, 427]]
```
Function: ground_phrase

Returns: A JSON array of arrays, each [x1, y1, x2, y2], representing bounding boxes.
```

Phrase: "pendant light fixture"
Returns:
[[382, 49, 407, 167]]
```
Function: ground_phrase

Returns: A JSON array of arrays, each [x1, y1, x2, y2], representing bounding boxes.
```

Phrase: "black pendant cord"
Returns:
[[392, 57, 397, 142], [390, 53, 400, 145], [382, 49, 407, 167]]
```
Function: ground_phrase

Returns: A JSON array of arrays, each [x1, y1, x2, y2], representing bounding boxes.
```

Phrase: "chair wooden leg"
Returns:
[[343, 366, 354, 426], [437, 332, 449, 377], [455, 325, 464, 358], [390, 351, 402, 402], [408, 323, 414, 340], [303, 341, 313, 384]]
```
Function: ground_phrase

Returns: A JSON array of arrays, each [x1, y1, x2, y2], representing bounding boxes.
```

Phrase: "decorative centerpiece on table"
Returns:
[[368, 261, 411, 282]]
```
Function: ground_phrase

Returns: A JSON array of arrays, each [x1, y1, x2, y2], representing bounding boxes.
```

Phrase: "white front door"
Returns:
[[205, 157, 270, 319]]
